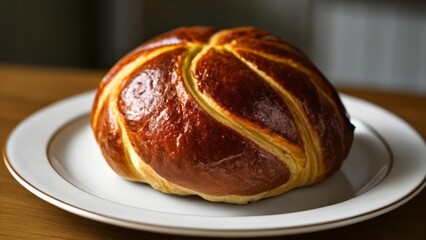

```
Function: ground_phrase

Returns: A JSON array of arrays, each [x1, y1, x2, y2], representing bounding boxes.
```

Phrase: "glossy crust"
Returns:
[[90, 26, 355, 204]]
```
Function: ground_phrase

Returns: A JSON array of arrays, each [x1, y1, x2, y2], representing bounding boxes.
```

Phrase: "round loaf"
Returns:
[[90, 26, 355, 204]]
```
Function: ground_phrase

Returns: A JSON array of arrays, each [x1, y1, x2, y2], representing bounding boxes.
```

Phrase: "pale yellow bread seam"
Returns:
[[186, 45, 303, 171], [230, 46, 347, 128], [224, 45, 325, 185], [177, 40, 309, 202]]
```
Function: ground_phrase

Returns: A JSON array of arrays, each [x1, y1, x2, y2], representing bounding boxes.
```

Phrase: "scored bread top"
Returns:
[[90, 26, 354, 204]]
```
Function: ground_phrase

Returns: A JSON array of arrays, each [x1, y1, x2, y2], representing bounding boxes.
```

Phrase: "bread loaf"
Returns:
[[90, 26, 354, 204]]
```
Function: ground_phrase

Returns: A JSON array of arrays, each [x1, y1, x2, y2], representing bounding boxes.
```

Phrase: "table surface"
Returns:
[[0, 64, 425, 240]]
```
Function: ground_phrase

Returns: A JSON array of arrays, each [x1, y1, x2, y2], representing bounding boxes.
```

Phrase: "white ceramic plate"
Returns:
[[4, 91, 426, 237]]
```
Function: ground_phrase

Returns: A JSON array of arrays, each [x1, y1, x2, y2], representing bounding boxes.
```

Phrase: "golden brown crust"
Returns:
[[90, 26, 355, 204], [234, 51, 353, 173], [116, 47, 290, 195], [194, 48, 302, 146], [92, 101, 138, 180]]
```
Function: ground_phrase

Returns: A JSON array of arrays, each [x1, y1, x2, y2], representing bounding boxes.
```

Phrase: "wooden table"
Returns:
[[1, 64, 425, 240]]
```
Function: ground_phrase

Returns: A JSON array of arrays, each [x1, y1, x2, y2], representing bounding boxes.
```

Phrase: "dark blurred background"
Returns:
[[1, 0, 425, 94]]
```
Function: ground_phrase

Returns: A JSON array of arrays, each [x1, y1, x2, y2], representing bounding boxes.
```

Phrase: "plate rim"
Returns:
[[5, 154, 425, 237], [3, 91, 426, 237]]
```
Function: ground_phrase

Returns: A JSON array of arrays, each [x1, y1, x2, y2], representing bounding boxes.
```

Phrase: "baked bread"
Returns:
[[90, 26, 354, 204]]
